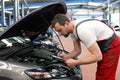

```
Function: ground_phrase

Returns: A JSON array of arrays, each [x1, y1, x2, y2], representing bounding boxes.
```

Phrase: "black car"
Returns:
[[0, 2, 82, 80]]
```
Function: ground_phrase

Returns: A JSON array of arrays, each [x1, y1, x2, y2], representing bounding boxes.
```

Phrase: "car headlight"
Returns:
[[24, 68, 52, 79]]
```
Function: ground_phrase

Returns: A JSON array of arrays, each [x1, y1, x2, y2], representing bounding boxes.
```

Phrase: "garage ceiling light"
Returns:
[[88, 2, 102, 6], [4, 0, 10, 1]]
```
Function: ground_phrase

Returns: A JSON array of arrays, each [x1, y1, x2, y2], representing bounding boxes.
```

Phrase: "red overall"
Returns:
[[96, 35, 120, 80]]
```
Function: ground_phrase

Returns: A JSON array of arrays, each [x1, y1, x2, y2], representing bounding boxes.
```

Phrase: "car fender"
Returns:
[[0, 69, 32, 80]]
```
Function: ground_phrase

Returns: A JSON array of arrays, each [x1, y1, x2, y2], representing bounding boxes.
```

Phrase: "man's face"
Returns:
[[54, 22, 69, 37]]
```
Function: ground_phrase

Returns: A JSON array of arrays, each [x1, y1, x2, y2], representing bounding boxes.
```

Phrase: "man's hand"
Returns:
[[65, 59, 78, 67], [57, 52, 69, 59]]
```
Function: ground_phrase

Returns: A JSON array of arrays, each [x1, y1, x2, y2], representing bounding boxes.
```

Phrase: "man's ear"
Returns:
[[64, 21, 69, 26]]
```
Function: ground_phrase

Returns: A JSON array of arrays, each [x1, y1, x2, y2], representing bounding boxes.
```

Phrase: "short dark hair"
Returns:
[[51, 14, 70, 27]]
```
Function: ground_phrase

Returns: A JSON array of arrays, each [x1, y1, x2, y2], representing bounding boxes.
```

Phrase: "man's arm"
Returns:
[[65, 41, 102, 67], [66, 39, 81, 58], [74, 41, 102, 65]]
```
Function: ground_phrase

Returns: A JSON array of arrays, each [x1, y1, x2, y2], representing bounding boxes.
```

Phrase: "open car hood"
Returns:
[[0, 2, 67, 40]]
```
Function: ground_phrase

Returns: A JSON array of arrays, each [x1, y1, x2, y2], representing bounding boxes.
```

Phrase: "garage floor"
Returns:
[[53, 36, 120, 80]]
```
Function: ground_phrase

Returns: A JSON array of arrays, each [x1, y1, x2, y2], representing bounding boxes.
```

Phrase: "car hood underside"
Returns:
[[0, 1, 67, 40]]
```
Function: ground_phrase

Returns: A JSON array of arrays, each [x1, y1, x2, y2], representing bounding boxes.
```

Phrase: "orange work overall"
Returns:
[[96, 34, 120, 80]]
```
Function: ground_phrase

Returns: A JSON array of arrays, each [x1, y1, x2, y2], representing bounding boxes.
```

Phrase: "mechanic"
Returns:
[[51, 13, 120, 80]]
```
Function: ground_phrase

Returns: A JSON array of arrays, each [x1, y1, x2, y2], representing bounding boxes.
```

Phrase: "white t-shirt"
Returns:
[[71, 19, 114, 48]]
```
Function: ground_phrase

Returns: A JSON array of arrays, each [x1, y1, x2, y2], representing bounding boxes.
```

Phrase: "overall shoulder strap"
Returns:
[[75, 19, 97, 40], [75, 19, 114, 40]]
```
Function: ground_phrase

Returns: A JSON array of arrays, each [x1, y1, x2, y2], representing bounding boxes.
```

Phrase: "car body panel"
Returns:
[[0, 60, 36, 80]]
